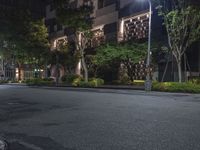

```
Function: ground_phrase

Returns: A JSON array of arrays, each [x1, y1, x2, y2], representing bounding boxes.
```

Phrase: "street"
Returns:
[[0, 85, 200, 150]]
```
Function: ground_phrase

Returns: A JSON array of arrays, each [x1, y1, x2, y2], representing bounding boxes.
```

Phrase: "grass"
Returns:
[[152, 82, 200, 93]]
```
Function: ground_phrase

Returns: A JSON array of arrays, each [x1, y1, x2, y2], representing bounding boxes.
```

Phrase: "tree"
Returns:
[[95, 42, 147, 81], [52, 38, 68, 85], [0, 8, 50, 79], [54, 0, 93, 82], [156, 0, 200, 82]]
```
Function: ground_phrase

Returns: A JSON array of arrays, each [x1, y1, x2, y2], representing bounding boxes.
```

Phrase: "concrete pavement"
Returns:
[[0, 85, 200, 150]]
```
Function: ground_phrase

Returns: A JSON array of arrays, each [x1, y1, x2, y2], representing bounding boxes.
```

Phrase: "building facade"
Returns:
[[0, 0, 199, 81], [44, 0, 153, 80]]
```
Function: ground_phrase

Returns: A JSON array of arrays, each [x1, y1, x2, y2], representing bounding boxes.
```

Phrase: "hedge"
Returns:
[[152, 82, 200, 93], [72, 78, 104, 87], [25, 78, 55, 86]]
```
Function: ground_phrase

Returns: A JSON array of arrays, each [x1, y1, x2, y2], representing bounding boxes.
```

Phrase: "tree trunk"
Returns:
[[18, 63, 22, 81], [45, 59, 48, 78], [76, 32, 88, 83], [184, 53, 187, 82], [56, 54, 59, 86], [161, 53, 170, 82], [177, 59, 182, 83], [81, 54, 88, 82]]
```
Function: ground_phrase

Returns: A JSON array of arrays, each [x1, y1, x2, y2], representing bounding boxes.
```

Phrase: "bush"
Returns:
[[0, 80, 8, 84], [79, 81, 91, 87], [120, 75, 131, 85], [25, 78, 55, 86], [152, 82, 200, 93], [111, 77, 131, 85], [189, 77, 200, 85], [72, 78, 104, 87], [72, 77, 84, 86], [61, 74, 81, 84], [89, 78, 104, 87], [43, 78, 54, 82]]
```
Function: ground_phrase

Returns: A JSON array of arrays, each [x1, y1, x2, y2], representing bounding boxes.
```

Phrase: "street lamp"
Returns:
[[137, 0, 152, 91], [146, 0, 152, 91]]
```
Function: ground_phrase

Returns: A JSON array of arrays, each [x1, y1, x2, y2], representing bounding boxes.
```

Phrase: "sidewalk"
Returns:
[[6, 83, 144, 91]]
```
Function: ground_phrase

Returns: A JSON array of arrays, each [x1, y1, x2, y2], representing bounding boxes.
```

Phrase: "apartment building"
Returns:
[[45, 0, 151, 47], [1, 0, 198, 81], [45, 0, 151, 45], [91, 0, 150, 45], [44, 0, 152, 80], [0, 0, 46, 18]]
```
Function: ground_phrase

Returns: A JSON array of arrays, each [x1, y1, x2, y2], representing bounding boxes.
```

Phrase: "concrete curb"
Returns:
[[6, 83, 144, 91]]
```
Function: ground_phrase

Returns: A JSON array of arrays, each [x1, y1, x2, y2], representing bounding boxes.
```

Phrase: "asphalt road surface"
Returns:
[[0, 85, 200, 150]]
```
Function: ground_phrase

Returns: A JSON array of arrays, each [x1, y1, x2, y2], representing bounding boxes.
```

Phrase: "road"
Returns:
[[0, 85, 200, 150]]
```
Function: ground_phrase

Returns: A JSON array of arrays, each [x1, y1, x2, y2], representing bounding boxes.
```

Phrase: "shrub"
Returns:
[[43, 78, 54, 82], [72, 77, 84, 86], [152, 82, 200, 93], [0, 80, 8, 84], [89, 78, 104, 87], [61, 74, 81, 84], [120, 75, 131, 85], [79, 81, 91, 87], [189, 77, 200, 85], [72, 78, 104, 87], [111, 78, 132, 85], [25, 78, 55, 86]]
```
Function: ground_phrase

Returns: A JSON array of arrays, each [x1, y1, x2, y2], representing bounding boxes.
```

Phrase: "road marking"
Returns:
[[9, 139, 43, 150]]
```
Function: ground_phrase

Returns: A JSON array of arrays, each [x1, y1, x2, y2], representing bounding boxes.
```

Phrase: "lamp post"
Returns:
[[144, 0, 152, 91]]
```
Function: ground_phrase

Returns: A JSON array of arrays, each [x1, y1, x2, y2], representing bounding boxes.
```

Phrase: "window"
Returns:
[[89, 29, 105, 47], [123, 13, 149, 40]]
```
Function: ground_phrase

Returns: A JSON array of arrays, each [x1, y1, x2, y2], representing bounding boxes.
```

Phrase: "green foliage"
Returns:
[[0, 80, 8, 84], [54, 0, 93, 31], [163, 6, 200, 49], [26, 19, 50, 52], [54, 1, 94, 82], [49, 42, 79, 72], [72, 77, 84, 86], [189, 77, 200, 85], [119, 75, 131, 85], [95, 42, 147, 65], [95, 42, 147, 81], [152, 82, 200, 93], [61, 74, 81, 84], [89, 78, 104, 87], [156, 0, 200, 82], [0, 8, 50, 66], [72, 77, 104, 87], [25, 78, 55, 86]]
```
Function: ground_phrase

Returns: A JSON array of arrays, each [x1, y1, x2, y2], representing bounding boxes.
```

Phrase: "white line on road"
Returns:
[[9, 139, 43, 150]]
